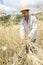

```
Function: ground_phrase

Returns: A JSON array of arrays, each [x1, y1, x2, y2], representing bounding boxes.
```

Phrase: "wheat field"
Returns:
[[0, 20, 43, 65]]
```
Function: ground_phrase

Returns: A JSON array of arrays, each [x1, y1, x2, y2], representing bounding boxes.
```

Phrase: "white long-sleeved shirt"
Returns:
[[20, 15, 37, 41]]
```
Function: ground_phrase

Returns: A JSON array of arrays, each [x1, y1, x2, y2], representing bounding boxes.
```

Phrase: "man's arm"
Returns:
[[20, 24, 25, 40], [20, 21, 26, 44], [20, 24, 31, 44], [28, 16, 37, 40]]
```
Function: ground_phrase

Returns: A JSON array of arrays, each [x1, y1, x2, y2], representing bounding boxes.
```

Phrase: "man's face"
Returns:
[[22, 10, 29, 18]]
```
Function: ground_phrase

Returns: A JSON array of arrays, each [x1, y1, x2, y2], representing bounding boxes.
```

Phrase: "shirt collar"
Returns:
[[23, 15, 31, 23]]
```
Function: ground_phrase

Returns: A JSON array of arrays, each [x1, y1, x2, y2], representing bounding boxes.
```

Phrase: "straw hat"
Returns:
[[21, 6, 30, 12]]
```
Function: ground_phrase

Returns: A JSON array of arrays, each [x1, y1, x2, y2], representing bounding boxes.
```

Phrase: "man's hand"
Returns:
[[20, 40, 23, 44], [20, 37, 31, 45], [25, 35, 31, 40]]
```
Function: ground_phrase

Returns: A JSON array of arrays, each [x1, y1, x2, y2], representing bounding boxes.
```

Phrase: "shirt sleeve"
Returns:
[[20, 23, 25, 40], [28, 16, 37, 39]]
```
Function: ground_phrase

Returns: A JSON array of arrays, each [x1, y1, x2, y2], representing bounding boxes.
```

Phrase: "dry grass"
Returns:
[[0, 20, 43, 65]]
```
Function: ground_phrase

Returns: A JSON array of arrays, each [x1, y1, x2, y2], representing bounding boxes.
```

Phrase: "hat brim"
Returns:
[[21, 9, 30, 12]]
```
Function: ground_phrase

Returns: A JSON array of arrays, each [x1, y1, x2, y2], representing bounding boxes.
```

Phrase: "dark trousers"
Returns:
[[32, 39, 36, 43]]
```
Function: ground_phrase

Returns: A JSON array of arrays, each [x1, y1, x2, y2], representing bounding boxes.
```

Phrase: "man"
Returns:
[[20, 6, 37, 43]]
